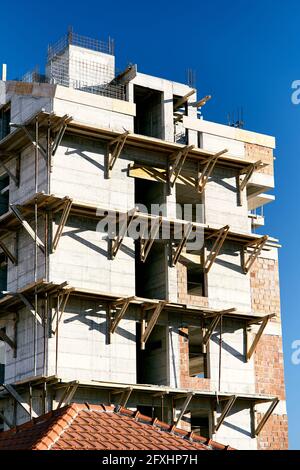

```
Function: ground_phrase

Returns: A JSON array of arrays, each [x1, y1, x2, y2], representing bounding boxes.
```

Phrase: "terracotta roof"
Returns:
[[0, 403, 235, 450]]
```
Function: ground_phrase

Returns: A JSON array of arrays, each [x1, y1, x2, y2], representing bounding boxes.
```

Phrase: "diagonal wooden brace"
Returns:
[[56, 381, 79, 409], [110, 296, 135, 334], [10, 204, 45, 253], [171, 222, 193, 266], [0, 410, 13, 429], [1, 383, 38, 418], [17, 292, 43, 325], [0, 239, 17, 265], [242, 235, 268, 274], [239, 160, 263, 192], [205, 225, 229, 273], [106, 130, 130, 177], [246, 314, 274, 361], [255, 397, 279, 435], [203, 314, 222, 346], [51, 115, 72, 156], [197, 148, 228, 193], [0, 159, 19, 186], [52, 198, 73, 251], [141, 301, 167, 349], [20, 124, 47, 161], [175, 392, 194, 425], [168, 145, 194, 187], [52, 288, 73, 335], [140, 216, 162, 262], [110, 208, 137, 259], [0, 329, 16, 355], [214, 395, 237, 432]]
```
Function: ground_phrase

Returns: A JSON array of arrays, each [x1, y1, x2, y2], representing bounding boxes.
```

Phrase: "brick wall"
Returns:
[[256, 414, 288, 450], [177, 262, 208, 307], [254, 334, 285, 399], [250, 255, 288, 449], [245, 143, 274, 176], [250, 257, 281, 319]]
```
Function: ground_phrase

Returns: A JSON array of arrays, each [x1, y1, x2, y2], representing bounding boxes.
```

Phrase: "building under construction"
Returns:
[[0, 31, 288, 449]]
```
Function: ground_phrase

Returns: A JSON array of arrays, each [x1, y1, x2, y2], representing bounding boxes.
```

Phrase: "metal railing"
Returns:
[[47, 30, 114, 61]]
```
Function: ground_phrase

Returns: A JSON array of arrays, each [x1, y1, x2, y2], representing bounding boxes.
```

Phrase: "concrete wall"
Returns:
[[209, 318, 255, 394], [207, 240, 252, 312], [50, 135, 134, 210], [53, 86, 135, 132], [50, 215, 135, 296], [4, 307, 45, 384], [204, 166, 248, 232], [47, 298, 136, 384], [214, 400, 257, 450]]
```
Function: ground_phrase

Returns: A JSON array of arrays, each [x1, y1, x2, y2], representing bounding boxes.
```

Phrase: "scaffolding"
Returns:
[[0, 110, 281, 442]]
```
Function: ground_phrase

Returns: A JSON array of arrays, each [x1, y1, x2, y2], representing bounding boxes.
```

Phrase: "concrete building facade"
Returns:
[[0, 31, 288, 449]]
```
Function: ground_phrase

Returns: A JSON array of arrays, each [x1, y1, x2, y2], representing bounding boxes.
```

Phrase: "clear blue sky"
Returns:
[[1, 0, 299, 449]]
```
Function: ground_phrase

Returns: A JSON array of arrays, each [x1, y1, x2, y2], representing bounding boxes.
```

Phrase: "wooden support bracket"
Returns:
[[56, 381, 79, 409], [0, 159, 19, 186], [246, 314, 275, 361], [52, 198, 73, 251], [202, 314, 222, 346], [18, 124, 47, 161], [106, 130, 130, 177], [50, 115, 72, 156], [239, 160, 263, 192], [214, 395, 237, 432], [110, 208, 137, 259], [168, 145, 194, 187], [205, 225, 229, 273], [10, 204, 45, 253], [110, 296, 135, 334], [197, 148, 228, 193], [52, 288, 74, 335], [0, 410, 13, 429], [202, 309, 235, 346], [0, 239, 17, 265], [1, 383, 38, 418], [140, 216, 162, 262], [255, 397, 279, 435], [112, 387, 133, 407], [141, 301, 167, 349], [171, 222, 193, 266], [0, 329, 16, 356], [17, 292, 43, 325], [175, 392, 194, 425], [242, 235, 268, 274]]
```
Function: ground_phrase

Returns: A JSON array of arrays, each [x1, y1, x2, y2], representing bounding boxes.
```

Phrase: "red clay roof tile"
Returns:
[[0, 403, 235, 450]]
